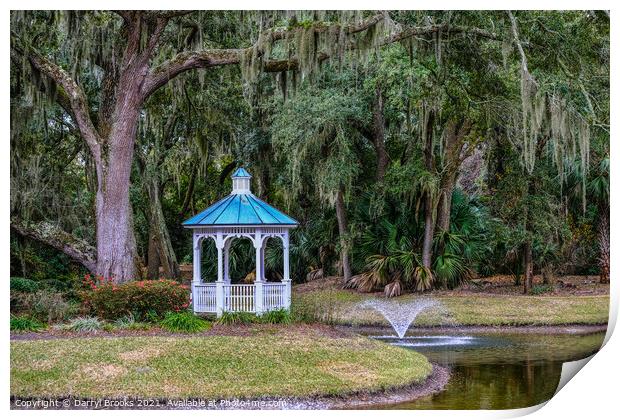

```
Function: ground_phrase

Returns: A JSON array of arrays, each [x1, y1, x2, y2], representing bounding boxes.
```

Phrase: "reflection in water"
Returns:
[[369, 331, 605, 410]]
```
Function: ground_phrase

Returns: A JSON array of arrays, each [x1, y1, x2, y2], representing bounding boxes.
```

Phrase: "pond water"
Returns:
[[368, 330, 605, 409]]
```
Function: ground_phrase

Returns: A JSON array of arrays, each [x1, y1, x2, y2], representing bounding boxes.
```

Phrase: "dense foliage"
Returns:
[[10, 10, 609, 298], [82, 277, 190, 320]]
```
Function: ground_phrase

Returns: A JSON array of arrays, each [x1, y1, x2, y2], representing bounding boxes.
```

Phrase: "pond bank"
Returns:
[[10, 365, 450, 410], [337, 323, 608, 336], [11, 329, 436, 404]]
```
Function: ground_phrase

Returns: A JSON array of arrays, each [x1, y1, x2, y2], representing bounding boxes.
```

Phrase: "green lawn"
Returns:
[[293, 289, 610, 327], [11, 331, 432, 398]]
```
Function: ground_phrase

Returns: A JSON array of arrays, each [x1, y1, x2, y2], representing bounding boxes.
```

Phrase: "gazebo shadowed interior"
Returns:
[[182, 168, 298, 316]]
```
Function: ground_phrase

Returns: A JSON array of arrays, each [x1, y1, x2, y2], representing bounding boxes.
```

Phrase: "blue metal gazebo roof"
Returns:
[[231, 167, 251, 178], [183, 168, 298, 227]]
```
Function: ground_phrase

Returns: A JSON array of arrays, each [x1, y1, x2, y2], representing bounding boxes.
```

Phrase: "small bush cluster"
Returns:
[[217, 309, 292, 325], [10, 277, 39, 293], [112, 314, 149, 330], [82, 275, 190, 320], [20, 290, 79, 323], [530, 284, 555, 295], [260, 308, 292, 324], [56, 316, 103, 332], [10, 315, 44, 332], [160, 311, 211, 333], [10, 276, 79, 329]]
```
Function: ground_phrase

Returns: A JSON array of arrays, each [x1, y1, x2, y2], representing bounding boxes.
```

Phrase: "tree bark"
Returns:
[[421, 196, 435, 268], [335, 186, 352, 283], [94, 84, 143, 283], [523, 240, 533, 294], [147, 228, 161, 279], [436, 119, 473, 233], [372, 85, 389, 183], [421, 107, 435, 269], [598, 210, 610, 284], [146, 177, 180, 279]]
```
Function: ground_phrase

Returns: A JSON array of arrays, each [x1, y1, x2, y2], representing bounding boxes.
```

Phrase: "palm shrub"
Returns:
[[432, 190, 491, 288], [348, 218, 428, 296], [160, 311, 211, 333]]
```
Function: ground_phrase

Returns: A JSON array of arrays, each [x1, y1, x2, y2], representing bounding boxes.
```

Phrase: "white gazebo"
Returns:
[[183, 168, 298, 317]]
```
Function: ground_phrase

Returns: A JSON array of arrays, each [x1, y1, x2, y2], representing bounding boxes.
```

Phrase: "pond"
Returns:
[[367, 330, 605, 409]]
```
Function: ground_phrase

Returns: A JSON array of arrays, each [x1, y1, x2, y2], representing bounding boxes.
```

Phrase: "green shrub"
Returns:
[[21, 290, 79, 323], [10, 315, 45, 332], [10, 277, 38, 293], [40, 276, 80, 294], [530, 284, 555, 295], [160, 311, 211, 333], [59, 316, 102, 332], [217, 311, 258, 325], [82, 278, 190, 321], [259, 309, 292, 324]]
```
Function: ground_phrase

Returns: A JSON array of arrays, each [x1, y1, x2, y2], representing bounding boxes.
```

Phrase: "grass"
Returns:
[[10, 332, 432, 399], [293, 289, 609, 327]]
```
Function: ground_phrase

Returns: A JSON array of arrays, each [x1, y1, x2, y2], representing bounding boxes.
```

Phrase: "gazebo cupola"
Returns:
[[182, 167, 298, 316]]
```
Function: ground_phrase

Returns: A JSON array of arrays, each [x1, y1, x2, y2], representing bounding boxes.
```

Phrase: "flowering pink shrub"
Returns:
[[81, 275, 190, 320]]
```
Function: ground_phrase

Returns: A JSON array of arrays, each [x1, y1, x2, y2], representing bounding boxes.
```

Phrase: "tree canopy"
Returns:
[[10, 10, 609, 293]]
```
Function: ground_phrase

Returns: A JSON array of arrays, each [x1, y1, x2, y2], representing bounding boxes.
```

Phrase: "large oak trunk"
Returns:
[[95, 169, 141, 283], [94, 81, 143, 283]]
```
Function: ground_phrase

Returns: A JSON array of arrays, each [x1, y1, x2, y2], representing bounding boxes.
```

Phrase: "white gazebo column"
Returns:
[[192, 233, 202, 314], [192, 233, 202, 284], [223, 239, 231, 284], [254, 229, 264, 314], [260, 240, 268, 281], [215, 231, 225, 317], [282, 231, 291, 309]]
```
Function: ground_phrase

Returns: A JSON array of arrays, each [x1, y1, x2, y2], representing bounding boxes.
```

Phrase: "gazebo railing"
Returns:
[[193, 282, 288, 314], [224, 284, 255, 312], [192, 284, 217, 313], [263, 283, 287, 310]]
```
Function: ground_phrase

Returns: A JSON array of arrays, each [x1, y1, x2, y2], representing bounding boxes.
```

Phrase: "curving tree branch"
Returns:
[[11, 218, 97, 273], [142, 13, 502, 100]]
